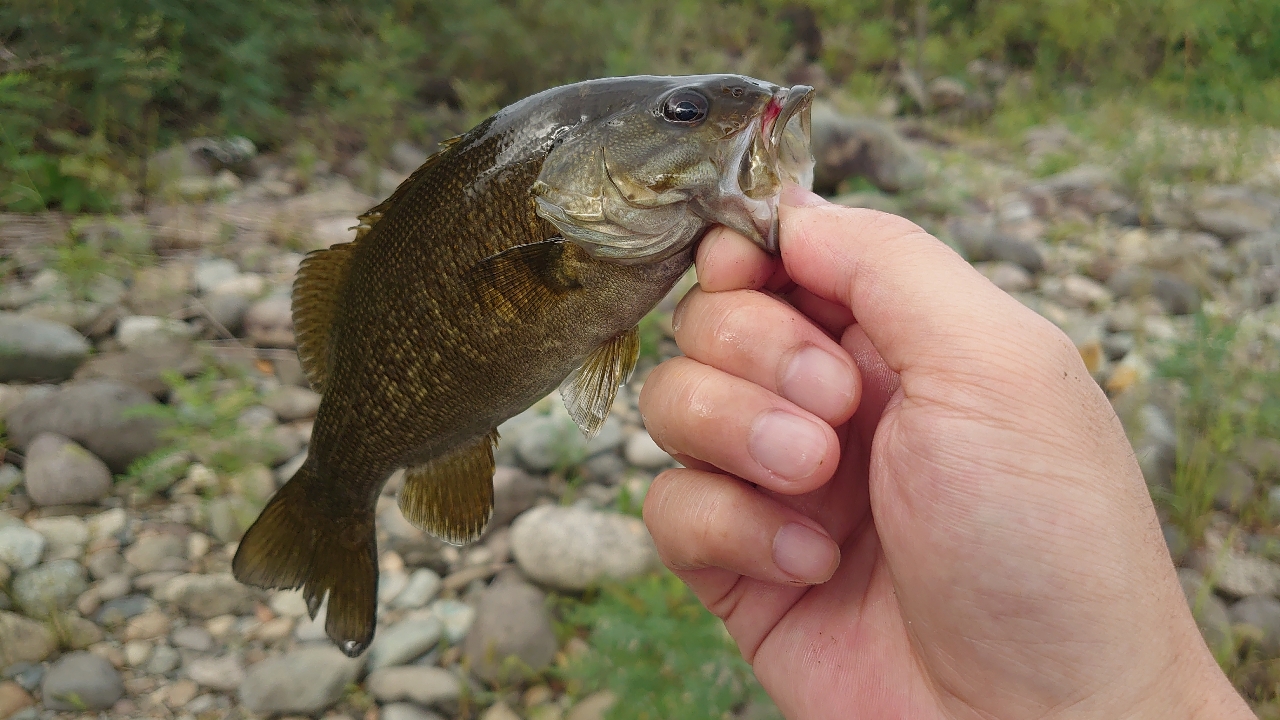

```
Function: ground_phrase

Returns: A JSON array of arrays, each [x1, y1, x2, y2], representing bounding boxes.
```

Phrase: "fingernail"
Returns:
[[781, 346, 856, 420], [781, 184, 827, 207], [773, 522, 839, 583], [747, 410, 827, 481], [671, 291, 693, 334]]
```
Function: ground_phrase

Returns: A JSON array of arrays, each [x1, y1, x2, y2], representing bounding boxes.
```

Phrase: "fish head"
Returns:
[[531, 75, 814, 261]]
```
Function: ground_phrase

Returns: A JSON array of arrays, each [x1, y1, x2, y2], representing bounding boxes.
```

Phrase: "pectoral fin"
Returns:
[[398, 431, 497, 545], [560, 326, 639, 438], [469, 238, 583, 320]]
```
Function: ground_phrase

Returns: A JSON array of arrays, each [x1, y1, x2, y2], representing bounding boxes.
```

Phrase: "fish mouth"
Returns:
[[762, 85, 814, 164], [705, 84, 815, 255]]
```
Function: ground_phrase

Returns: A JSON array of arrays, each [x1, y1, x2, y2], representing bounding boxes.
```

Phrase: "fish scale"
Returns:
[[232, 74, 814, 656]]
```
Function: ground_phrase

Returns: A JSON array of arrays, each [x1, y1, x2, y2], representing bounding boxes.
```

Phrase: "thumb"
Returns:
[[777, 187, 1076, 386]]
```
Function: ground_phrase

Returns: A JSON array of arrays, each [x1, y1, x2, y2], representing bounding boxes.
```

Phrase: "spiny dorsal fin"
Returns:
[[398, 431, 497, 545], [560, 326, 639, 438], [469, 238, 582, 322], [355, 138, 457, 241], [292, 242, 356, 394]]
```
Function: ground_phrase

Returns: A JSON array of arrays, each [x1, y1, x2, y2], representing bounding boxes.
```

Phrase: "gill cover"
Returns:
[[531, 77, 814, 261]]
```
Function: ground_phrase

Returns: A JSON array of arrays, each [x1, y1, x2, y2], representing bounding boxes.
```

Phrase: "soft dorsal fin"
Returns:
[[293, 243, 357, 394], [559, 326, 639, 438]]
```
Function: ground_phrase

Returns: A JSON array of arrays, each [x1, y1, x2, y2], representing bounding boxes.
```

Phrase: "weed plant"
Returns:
[[123, 368, 279, 497], [1155, 312, 1280, 539], [560, 571, 778, 720]]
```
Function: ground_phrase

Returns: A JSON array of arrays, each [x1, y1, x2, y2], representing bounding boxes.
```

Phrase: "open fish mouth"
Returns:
[[710, 84, 815, 254], [762, 85, 814, 176]]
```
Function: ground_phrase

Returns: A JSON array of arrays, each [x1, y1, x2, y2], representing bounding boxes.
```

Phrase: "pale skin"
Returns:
[[638, 185, 1256, 720]]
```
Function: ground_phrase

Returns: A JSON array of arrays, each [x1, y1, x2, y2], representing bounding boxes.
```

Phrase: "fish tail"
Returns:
[[231, 459, 377, 657]]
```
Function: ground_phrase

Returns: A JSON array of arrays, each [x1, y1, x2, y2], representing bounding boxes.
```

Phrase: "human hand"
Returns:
[[638, 187, 1253, 720]]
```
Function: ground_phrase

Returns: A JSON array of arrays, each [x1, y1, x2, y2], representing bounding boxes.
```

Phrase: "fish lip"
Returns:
[[763, 85, 814, 155], [752, 85, 814, 253]]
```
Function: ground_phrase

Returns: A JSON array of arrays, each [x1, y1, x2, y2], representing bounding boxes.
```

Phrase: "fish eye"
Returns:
[[662, 90, 709, 125]]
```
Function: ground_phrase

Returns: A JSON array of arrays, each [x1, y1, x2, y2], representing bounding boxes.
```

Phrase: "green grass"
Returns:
[[1153, 309, 1280, 548], [559, 571, 778, 720], [121, 367, 280, 497]]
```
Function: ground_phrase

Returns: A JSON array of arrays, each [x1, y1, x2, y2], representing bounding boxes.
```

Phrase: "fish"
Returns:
[[231, 74, 815, 657]]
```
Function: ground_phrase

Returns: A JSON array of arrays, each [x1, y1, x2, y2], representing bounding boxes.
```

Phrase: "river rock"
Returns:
[[809, 103, 924, 194], [12, 559, 88, 615], [40, 652, 124, 711], [0, 681, 33, 718], [567, 691, 617, 720], [365, 666, 461, 708], [0, 313, 89, 382], [244, 293, 294, 347], [0, 611, 56, 666], [127, 263, 192, 316], [74, 341, 202, 399], [6, 380, 166, 473], [392, 568, 443, 609], [186, 653, 246, 691], [125, 533, 187, 573], [511, 505, 657, 590], [27, 516, 88, 561], [1107, 267, 1200, 315], [116, 315, 196, 350], [1192, 186, 1277, 240], [154, 573, 252, 617], [491, 466, 546, 530], [0, 524, 45, 570], [193, 259, 240, 294], [623, 430, 672, 469], [383, 703, 447, 720], [22, 433, 113, 506], [263, 385, 321, 421], [238, 646, 363, 715], [927, 76, 967, 109], [516, 413, 588, 472], [1179, 569, 1233, 651], [1231, 595, 1280, 657], [368, 616, 443, 670], [463, 574, 559, 685]]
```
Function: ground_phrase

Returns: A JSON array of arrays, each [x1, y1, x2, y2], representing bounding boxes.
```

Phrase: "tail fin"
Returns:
[[231, 461, 377, 657]]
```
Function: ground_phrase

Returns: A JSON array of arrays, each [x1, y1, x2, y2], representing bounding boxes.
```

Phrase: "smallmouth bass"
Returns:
[[232, 74, 815, 656]]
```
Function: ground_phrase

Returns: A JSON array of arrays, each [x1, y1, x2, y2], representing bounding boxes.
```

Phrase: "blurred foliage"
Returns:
[[1155, 312, 1280, 538], [4, 0, 1280, 210], [560, 571, 777, 720], [123, 368, 278, 496]]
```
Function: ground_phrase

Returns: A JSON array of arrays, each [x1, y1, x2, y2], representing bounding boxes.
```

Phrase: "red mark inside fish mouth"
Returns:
[[761, 96, 784, 141]]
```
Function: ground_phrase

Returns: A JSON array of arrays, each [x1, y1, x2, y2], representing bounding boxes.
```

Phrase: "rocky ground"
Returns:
[[2, 97, 1280, 719]]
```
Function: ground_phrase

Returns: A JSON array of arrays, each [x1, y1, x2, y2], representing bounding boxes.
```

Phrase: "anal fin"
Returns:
[[399, 431, 497, 545], [560, 326, 639, 439]]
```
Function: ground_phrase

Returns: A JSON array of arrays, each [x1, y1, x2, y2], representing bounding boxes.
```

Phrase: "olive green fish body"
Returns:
[[233, 75, 815, 656]]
